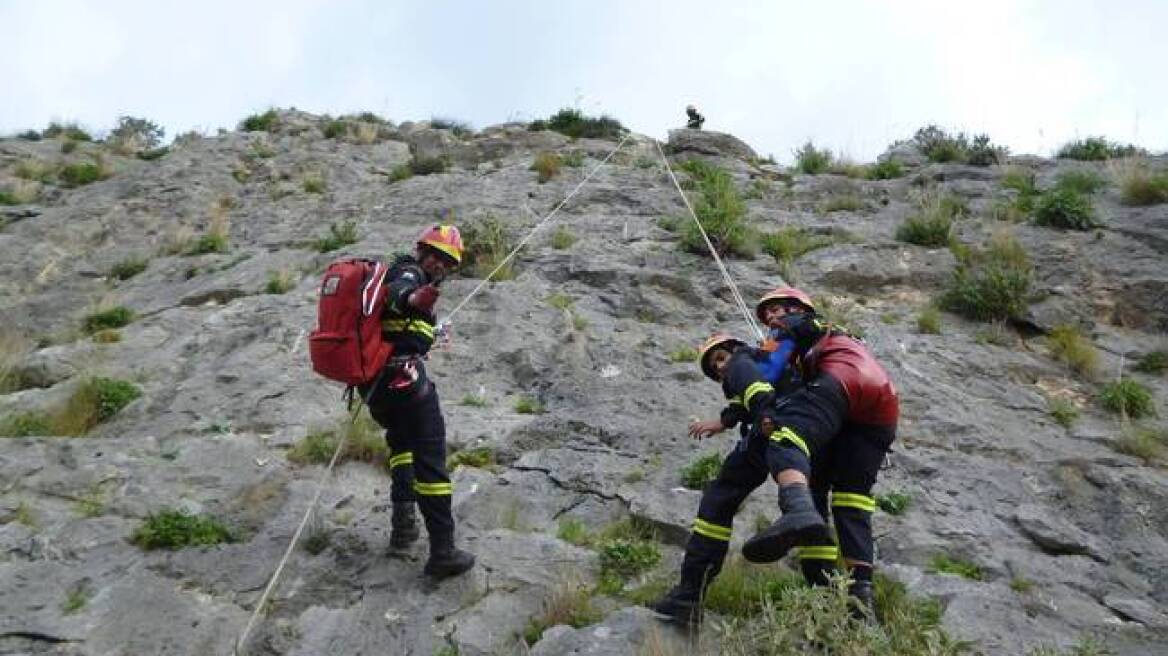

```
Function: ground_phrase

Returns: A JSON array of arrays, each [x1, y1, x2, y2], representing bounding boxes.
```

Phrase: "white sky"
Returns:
[[1, 0, 1164, 162]]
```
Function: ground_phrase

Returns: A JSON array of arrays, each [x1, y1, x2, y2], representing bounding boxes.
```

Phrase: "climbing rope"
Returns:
[[441, 133, 631, 325], [653, 140, 765, 341], [234, 135, 631, 654]]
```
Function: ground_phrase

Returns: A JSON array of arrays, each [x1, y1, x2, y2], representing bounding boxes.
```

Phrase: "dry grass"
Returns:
[[0, 180, 41, 204], [1111, 158, 1168, 206], [522, 581, 602, 645], [1046, 324, 1099, 378], [0, 332, 32, 393]]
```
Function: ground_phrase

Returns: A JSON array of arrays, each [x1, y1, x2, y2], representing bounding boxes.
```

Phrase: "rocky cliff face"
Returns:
[[1, 111, 1166, 655]]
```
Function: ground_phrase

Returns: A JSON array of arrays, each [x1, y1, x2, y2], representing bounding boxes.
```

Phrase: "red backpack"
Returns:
[[309, 259, 394, 386]]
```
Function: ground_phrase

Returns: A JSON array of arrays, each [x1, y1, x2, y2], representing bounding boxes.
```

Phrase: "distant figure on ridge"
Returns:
[[686, 104, 705, 130]]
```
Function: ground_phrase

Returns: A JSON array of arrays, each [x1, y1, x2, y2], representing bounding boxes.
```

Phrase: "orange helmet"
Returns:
[[698, 332, 745, 380], [756, 287, 815, 321], [417, 225, 463, 264]]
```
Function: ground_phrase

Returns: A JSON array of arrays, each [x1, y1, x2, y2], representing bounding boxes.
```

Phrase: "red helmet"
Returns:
[[698, 332, 745, 380], [417, 225, 463, 264], [756, 287, 815, 322]]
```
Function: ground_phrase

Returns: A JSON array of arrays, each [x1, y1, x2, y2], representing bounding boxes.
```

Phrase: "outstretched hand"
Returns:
[[688, 418, 726, 440]]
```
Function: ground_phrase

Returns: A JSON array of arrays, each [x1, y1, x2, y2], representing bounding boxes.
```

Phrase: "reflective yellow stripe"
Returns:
[[381, 318, 435, 339], [832, 492, 876, 512], [388, 452, 413, 468], [743, 381, 774, 407], [769, 426, 810, 457], [729, 396, 743, 407], [692, 518, 732, 542], [412, 481, 453, 496], [796, 545, 840, 561]]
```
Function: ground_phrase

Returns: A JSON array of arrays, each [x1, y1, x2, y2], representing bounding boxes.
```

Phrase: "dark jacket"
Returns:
[[381, 254, 437, 356]]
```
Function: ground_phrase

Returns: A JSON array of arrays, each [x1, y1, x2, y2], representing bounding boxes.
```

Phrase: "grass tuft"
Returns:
[[556, 518, 592, 547], [287, 414, 386, 465], [545, 293, 574, 310], [1133, 350, 1168, 375], [876, 491, 912, 515], [131, 509, 235, 550], [550, 225, 577, 249], [1098, 379, 1156, 419], [668, 346, 699, 363], [447, 446, 496, 471], [264, 269, 296, 294], [928, 554, 984, 580], [896, 193, 964, 247], [1057, 137, 1144, 161], [537, 108, 624, 140], [83, 306, 135, 334], [531, 152, 562, 183], [1, 412, 52, 437], [1046, 325, 1099, 377], [514, 396, 545, 414], [680, 452, 722, 490], [240, 110, 279, 132], [1048, 397, 1079, 427], [820, 194, 864, 213], [1054, 169, 1108, 195], [302, 175, 327, 194], [941, 231, 1031, 322], [678, 160, 754, 258], [522, 583, 602, 646], [109, 256, 148, 281], [916, 306, 942, 334], [1033, 187, 1099, 230], [760, 227, 834, 266], [461, 216, 517, 280], [793, 141, 832, 174], [1112, 425, 1166, 464], [867, 159, 905, 180], [314, 221, 359, 252], [1113, 160, 1168, 206]]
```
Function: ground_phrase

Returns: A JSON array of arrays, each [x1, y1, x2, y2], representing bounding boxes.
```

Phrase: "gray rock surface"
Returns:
[[667, 129, 758, 160], [1, 109, 1166, 655]]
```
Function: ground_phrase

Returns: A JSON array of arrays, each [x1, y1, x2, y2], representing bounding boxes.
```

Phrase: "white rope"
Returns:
[[442, 134, 631, 324], [233, 400, 364, 655], [653, 140, 765, 341]]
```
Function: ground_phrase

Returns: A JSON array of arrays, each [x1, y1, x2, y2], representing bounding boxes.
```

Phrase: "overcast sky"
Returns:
[[1, 0, 1163, 162]]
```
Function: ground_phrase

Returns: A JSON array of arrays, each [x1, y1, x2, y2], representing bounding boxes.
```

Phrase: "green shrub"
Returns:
[[89, 377, 141, 422], [46, 377, 142, 436], [61, 588, 89, 614], [1010, 577, 1034, 593], [303, 175, 326, 194], [131, 509, 235, 550], [409, 156, 448, 175], [1001, 166, 1039, 196], [109, 256, 148, 281], [714, 572, 968, 654], [966, 134, 1008, 165], [83, 306, 135, 334], [460, 393, 488, 407], [793, 141, 832, 174], [61, 140, 79, 154], [916, 307, 942, 334], [1054, 169, 1108, 195], [876, 491, 912, 515], [1049, 397, 1079, 427], [109, 116, 165, 152], [388, 164, 412, 182], [240, 110, 279, 132], [447, 446, 496, 471], [1, 412, 52, 437], [681, 452, 722, 490], [928, 554, 983, 580], [59, 162, 106, 187], [188, 231, 229, 255], [264, 270, 295, 294], [1112, 425, 1166, 463], [545, 293, 573, 310], [17, 129, 42, 141], [896, 194, 963, 247], [514, 396, 545, 414], [678, 160, 754, 257], [1099, 379, 1156, 419], [941, 233, 1032, 322], [549, 226, 577, 249], [531, 152, 561, 183], [1134, 350, 1168, 374], [761, 227, 834, 265], [668, 346, 699, 363], [1033, 187, 1099, 230], [461, 216, 517, 280], [1047, 324, 1099, 377], [322, 120, 347, 139], [429, 117, 472, 137], [867, 159, 905, 180], [43, 122, 92, 141], [912, 125, 968, 163], [541, 108, 624, 140], [598, 538, 661, 578], [315, 221, 359, 252], [562, 150, 586, 167], [656, 215, 681, 232], [1116, 163, 1168, 206], [704, 557, 803, 618], [1057, 137, 1145, 161]]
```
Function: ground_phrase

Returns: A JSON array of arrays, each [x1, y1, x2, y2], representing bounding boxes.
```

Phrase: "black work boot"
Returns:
[[649, 584, 702, 626], [742, 484, 830, 563], [848, 579, 876, 622], [389, 503, 420, 550], [423, 534, 475, 579]]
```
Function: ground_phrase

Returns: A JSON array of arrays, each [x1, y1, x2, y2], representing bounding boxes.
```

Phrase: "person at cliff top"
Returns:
[[686, 104, 705, 130]]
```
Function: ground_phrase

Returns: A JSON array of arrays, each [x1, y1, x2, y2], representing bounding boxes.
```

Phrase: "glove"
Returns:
[[407, 285, 439, 313]]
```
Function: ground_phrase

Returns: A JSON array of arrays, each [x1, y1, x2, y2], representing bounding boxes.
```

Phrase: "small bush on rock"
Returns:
[[522, 584, 602, 646], [409, 156, 448, 175], [1112, 426, 1166, 464], [1115, 161, 1168, 206], [1047, 324, 1099, 377], [867, 159, 905, 180], [1, 412, 52, 437], [1099, 379, 1156, 419], [598, 538, 661, 578], [876, 491, 912, 515], [531, 152, 561, 183], [59, 161, 108, 187], [941, 232, 1032, 322], [549, 226, 577, 249], [109, 256, 148, 281], [681, 452, 722, 489], [1134, 350, 1168, 375], [793, 141, 832, 174], [916, 306, 942, 334], [43, 122, 92, 141], [761, 226, 834, 265], [83, 306, 135, 334], [53, 377, 142, 435], [1057, 137, 1145, 161], [1048, 397, 1079, 427], [678, 160, 754, 257], [461, 215, 517, 280], [540, 108, 624, 140], [131, 509, 235, 550], [1033, 187, 1099, 230], [447, 446, 496, 471], [314, 221, 358, 253], [240, 110, 279, 132], [897, 193, 964, 247], [108, 116, 165, 153], [1054, 169, 1108, 195], [928, 554, 983, 580], [514, 396, 545, 414]]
